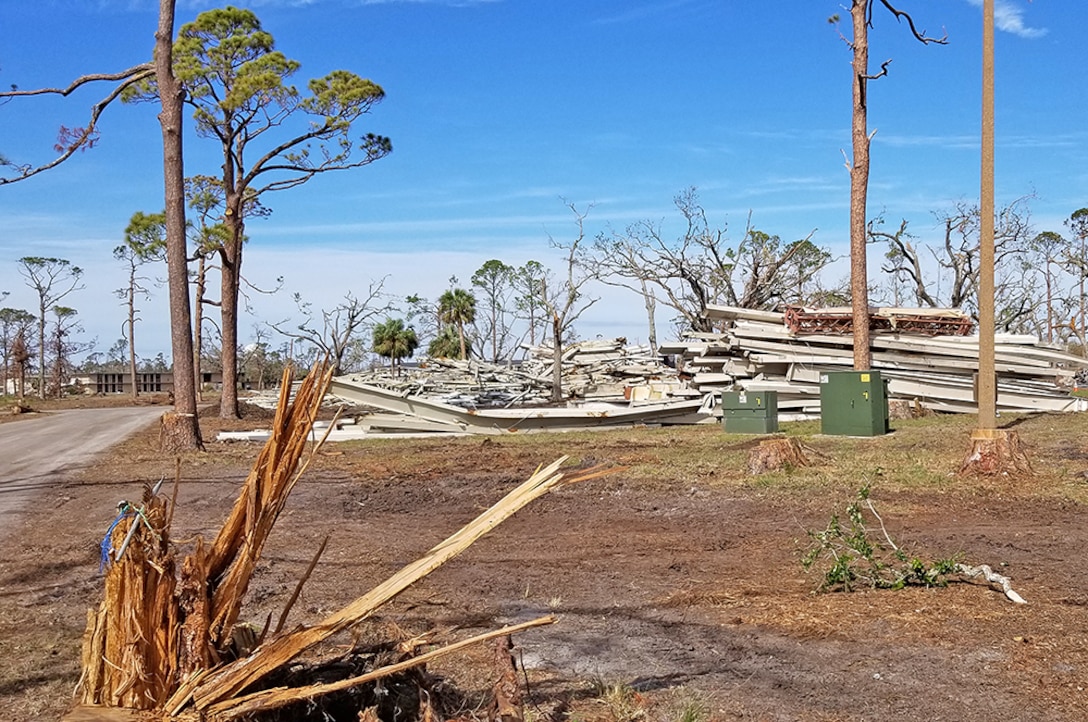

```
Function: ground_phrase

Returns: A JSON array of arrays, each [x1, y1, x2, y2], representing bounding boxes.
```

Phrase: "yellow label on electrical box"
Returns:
[[860, 373, 871, 383]]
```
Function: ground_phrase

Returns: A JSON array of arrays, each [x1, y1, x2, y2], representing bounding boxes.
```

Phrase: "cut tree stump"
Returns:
[[747, 437, 827, 475], [959, 429, 1031, 476]]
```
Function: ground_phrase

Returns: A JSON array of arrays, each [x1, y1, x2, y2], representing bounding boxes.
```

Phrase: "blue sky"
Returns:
[[0, 0, 1083, 361]]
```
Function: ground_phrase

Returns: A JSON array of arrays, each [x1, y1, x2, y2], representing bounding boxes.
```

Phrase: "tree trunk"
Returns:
[[640, 277, 658, 354], [128, 270, 139, 399], [849, 1, 873, 370], [36, 308, 45, 400], [218, 207, 243, 419], [550, 313, 563, 403], [1081, 237, 1086, 356], [156, 0, 202, 451], [193, 255, 206, 401]]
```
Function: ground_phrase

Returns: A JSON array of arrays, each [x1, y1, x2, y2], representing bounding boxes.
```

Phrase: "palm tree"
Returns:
[[371, 318, 418, 375], [437, 288, 476, 360], [427, 325, 466, 359]]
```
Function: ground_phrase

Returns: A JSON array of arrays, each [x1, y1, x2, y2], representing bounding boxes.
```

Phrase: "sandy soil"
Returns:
[[1, 401, 1087, 721]]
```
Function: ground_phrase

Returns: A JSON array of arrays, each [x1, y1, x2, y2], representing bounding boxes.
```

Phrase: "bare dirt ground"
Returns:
[[2, 398, 1087, 721]]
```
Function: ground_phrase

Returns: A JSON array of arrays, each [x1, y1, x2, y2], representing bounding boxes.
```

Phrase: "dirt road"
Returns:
[[0, 407, 164, 532]]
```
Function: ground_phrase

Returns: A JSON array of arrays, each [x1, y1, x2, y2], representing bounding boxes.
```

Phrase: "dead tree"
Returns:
[[835, 2, 946, 369]]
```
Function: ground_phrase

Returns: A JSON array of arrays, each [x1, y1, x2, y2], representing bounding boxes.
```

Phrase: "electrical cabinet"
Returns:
[[819, 371, 890, 437], [721, 390, 778, 434]]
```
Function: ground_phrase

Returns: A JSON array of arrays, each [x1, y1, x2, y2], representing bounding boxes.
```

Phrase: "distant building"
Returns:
[[77, 371, 234, 395]]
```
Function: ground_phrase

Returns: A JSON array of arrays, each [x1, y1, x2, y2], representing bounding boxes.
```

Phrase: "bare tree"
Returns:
[[542, 203, 600, 402], [834, 2, 946, 369], [869, 217, 940, 307], [271, 280, 391, 376], [590, 229, 661, 353], [0, 67, 152, 185], [591, 189, 832, 336], [869, 197, 1038, 330]]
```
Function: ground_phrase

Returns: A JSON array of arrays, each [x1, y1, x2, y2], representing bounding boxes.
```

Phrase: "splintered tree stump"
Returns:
[[747, 437, 824, 475], [960, 429, 1031, 476]]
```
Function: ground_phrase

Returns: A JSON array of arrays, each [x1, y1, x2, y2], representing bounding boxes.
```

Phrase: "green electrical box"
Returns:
[[721, 390, 778, 434], [819, 370, 890, 437]]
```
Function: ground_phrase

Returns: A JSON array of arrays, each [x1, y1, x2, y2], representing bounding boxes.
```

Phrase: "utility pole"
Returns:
[[963, 0, 1028, 474], [977, 0, 996, 430]]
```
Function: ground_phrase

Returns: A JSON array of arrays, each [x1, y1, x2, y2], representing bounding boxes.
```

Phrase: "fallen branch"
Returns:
[[956, 563, 1027, 604]]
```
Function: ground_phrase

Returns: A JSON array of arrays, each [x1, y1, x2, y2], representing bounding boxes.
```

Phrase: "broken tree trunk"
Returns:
[[80, 487, 178, 709], [178, 364, 338, 676], [79, 357, 615, 720], [79, 362, 336, 710]]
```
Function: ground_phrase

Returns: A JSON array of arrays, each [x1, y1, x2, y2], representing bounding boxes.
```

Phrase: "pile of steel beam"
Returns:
[[657, 305, 1088, 416]]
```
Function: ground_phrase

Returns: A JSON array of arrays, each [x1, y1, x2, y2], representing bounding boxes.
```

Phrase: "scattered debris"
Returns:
[[326, 378, 714, 436], [228, 305, 1088, 443], [330, 338, 686, 409]]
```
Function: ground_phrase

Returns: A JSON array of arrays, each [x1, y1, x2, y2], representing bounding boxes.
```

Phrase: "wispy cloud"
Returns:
[[592, 0, 711, 26], [878, 131, 1082, 150], [965, 0, 1047, 39]]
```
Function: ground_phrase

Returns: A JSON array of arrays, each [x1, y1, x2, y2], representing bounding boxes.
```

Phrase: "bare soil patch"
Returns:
[[2, 401, 1087, 721]]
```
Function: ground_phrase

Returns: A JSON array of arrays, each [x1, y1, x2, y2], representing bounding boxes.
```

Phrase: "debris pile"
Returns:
[[660, 305, 1088, 416], [79, 361, 612, 720], [342, 338, 684, 408]]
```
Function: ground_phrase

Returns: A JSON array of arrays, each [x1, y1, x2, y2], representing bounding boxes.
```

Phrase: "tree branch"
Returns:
[[0, 65, 154, 185]]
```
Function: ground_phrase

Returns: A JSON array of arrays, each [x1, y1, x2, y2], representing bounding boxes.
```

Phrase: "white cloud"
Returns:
[[965, 0, 1048, 39]]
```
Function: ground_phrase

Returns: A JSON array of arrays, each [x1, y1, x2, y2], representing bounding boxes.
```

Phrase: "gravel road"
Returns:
[[0, 407, 164, 533]]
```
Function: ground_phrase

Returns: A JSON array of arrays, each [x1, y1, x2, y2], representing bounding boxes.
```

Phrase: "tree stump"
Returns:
[[747, 437, 825, 475], [959, 428, 1031, 476]]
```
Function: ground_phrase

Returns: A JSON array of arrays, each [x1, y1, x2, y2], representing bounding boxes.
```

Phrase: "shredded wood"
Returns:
[[77, 358, 617, 719]]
